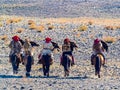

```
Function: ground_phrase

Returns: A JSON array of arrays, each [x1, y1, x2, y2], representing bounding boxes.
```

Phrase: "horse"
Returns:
[[40, 54, 53, 77], [93, 53, 105, 78], [10, 53, 22, 74], [22, 51, 34, 77], [19, 39, 39, 77], [38, 41, 60, 77], [61, 53, 73, 77], [61, 41, 77, 77]]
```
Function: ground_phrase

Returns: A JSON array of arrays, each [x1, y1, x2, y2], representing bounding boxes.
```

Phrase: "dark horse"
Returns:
[[41, 54, 53, 77], [19, 39, 39, 77], [38, 41, 60, 77], [93, 40, 108, 78], [93, 53, 105, 78], [23, 51, 34, 77], [10, 53, 22, 74], [61, 52, 73, 77], [61, 41, 77, 77]]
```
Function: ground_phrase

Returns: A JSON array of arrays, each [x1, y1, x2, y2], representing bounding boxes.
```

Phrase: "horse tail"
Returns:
[[95, 55, 101, 73]]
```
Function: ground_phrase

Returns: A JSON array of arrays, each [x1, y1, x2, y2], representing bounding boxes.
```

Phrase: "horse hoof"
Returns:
[[98, 75, 100, 78], [26, 73, 30, 77], [95, 72, 97, 75], [44, 73, 46, 76], [46, 73, 49, 77], [13, 70, 18, 74]]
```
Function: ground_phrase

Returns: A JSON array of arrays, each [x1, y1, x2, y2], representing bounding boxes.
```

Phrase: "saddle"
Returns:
[[10, 53, 22, 63], [39, 54, 53, 65], [92, 53, 105, 65]]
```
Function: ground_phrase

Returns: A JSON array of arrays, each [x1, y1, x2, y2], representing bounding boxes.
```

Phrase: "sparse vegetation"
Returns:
[[88, 21, 93, 25], [36, 25, 45, 32], [105, 26, 116, 30], [78, 25, 88, 31], [29, 24, 37, 30], [6, 18, 23, 25], [48, 25, 54, 30], [0, 23, 3, 27], [28, 20, 35, 25], [102, 36, 117, 43], [0, 35, 8, 40], [15, 28, 25, 33]]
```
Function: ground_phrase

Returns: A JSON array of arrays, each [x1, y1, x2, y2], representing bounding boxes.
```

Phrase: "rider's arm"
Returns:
[[8, 41, 13, 48]]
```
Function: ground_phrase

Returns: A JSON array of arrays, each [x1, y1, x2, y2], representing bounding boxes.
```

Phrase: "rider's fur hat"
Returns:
[[94, 38, 100, 44], [45, 37, 51, 43], [64, 38, 70, 43], [12, 35, 20, 42]]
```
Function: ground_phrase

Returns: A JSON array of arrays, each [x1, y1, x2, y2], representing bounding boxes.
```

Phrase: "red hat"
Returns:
[[45, 37, 51, 43], [94, 39, 100, 44], [12, 35, 20, 42], [64, 38, 70, 43]]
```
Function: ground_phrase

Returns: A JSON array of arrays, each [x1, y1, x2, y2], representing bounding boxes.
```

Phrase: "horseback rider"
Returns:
[[9, 35, 22, 62], [91, 38, 106, 65], [23, 38, 34, 65], [61, 38, 77, 66], [38, 37, 54, 64], [23, 38, 32, 55]]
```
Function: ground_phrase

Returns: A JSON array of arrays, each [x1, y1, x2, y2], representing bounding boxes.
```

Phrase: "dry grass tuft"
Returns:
[[0, 35, 8, 40], [78, 25, 88, 31], [36, 25, 45, 32], [88, 21, 93, 25], [28, 20, 35, 25], [115, 26, 120, 29], [102, 36, 117, 43], [0, 23, 3, 27], [6, 18, 23, 24], [15, 28, 25, 33], [29, 24, 37, 30], [48, 25, 54, 30], [105, 26, 117, 30], [59, 25, 66, 29]]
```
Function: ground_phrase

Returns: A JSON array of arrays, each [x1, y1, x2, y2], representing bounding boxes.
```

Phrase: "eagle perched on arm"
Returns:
[[19, 39, 39, 47], [101, 40, 108, 52], [51, 41, 60, 51], [70, 41, 78, 52]]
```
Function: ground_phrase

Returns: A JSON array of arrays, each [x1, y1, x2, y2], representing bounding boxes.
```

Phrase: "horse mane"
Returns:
[[101, 40, 108, 52], [70, 41, 78, 51]]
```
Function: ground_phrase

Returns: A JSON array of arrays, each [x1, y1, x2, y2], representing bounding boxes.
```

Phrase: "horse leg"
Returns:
[[11, 55, 18, 74], [45, 58, 50, 77], [26, 56, 32, 77], [66, 57, 71, 76], [43, 64, 46, 76], [98, 73, 100, 78], [64, 64, 69, 77], [46, 65, 50, 77], [95, 56, 101, 78]]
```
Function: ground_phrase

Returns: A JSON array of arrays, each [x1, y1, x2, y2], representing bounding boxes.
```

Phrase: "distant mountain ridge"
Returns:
[[0, 0, 120, 18]]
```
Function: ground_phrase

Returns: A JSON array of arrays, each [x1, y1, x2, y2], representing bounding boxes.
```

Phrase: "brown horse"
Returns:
[[40, 54, 53, 77], [93, 53, 105, 78], [61, 53, 73, 77], [10, 53, 22, 74], [38, 41, 60, 77], [22, 51, 34, 77]]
